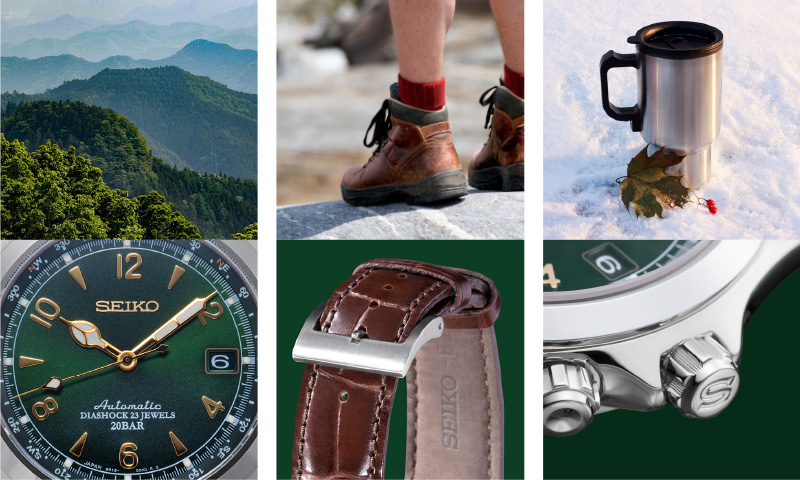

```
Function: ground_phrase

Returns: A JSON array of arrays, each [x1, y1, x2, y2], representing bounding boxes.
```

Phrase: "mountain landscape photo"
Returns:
[[0, 0, 258, 240], [2, 40, 257, 94]]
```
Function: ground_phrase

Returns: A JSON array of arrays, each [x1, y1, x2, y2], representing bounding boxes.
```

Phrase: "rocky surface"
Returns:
[[277, 191, 523, 239]]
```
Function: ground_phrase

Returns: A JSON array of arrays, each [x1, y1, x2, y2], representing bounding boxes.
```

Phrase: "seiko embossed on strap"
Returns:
[[292, 259, 504, 479]]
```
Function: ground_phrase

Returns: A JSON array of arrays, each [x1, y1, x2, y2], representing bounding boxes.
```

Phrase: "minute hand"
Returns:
[[131, 291, 217, 355]]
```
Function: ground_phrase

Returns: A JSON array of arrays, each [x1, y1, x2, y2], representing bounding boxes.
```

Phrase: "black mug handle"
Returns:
[[600, 50, 642, 132]]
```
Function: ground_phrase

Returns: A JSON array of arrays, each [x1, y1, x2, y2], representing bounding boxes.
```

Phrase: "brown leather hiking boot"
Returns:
[[469, 85, 524, 191], [341, 87, 467, 206]]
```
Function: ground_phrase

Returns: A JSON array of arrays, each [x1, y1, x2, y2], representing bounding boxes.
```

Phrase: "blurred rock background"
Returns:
[[277, 0, 508, 205]]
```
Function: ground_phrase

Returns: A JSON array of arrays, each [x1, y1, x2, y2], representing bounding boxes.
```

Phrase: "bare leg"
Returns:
[[389, 0, 456, 83], [490, 0, 524, 73]]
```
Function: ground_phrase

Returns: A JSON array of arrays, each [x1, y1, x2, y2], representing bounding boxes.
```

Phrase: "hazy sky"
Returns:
[[2, 0, 181, 24]]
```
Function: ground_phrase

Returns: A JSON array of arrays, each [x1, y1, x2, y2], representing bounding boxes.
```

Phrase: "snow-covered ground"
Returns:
[[544, 1, 800, 238]]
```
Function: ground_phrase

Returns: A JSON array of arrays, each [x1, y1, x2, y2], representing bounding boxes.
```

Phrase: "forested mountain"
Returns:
[[1, 134, 200, 240], [2, 40, 257, 94], [1, 21, 257, 61], [2, 66, 257, 179], [1, 100, 257, 238], [1, 14, 102, 43], [2, 55, 143, 94], [159, 40, 256, 94]]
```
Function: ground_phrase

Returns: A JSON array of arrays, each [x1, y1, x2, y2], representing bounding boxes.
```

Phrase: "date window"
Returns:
[[205, 348, 239, 374], [581, 243, 638, 281]]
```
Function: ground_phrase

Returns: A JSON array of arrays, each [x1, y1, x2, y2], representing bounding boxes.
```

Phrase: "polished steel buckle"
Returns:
[[292, 302, 444, 378]]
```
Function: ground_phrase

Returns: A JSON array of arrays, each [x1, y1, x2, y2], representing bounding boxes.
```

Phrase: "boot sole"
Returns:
[[341, 169, 468, 206], [468, 163, 524, 191]]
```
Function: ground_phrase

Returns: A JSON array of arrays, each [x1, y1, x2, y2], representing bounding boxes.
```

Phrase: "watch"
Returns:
[[291, 259, 504, 479], [0, 240, 258, 479], [542, 240, 800, 436]]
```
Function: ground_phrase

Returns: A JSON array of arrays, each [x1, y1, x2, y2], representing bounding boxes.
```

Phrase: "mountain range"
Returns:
[[2, 66, 257, 179], [0, 14, 103, 43], [2, 40, 257, 94], [121, 0, 256, 27], [1, 20, 257, 61], [1, 100, 256, 238], [1, 0, 256, 29]]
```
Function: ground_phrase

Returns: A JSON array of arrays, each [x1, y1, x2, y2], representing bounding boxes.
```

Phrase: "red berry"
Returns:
[[706, 199, 715, 207], [709, 206, 718, 214]]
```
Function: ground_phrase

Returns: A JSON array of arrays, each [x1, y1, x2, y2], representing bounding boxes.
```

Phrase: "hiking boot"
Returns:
[[341, 85, 467, 206], [469, 85, 524, 191]]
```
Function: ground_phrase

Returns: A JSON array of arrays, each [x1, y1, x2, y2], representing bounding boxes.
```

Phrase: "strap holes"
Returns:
[[398, 273, 408, 279], [340, 391, 348, 402], [369, 301, 379, 309], [384, 284, 392, 290]]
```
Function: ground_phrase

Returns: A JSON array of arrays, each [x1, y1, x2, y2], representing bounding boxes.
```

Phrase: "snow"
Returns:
[[544, 0, 800, 238]]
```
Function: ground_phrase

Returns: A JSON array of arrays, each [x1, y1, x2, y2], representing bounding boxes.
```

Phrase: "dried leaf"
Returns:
[[619, 146, 689, 218]]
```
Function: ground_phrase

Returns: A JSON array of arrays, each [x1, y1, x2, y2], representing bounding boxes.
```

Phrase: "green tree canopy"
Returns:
[[232, 222, 257, 239], [1, 134, 199, 239]]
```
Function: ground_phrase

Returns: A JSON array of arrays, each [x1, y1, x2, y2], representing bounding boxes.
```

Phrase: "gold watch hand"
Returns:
[[11, 345, 168, 399], [131, 291, 218, 355], [60, 316, 123, 360]]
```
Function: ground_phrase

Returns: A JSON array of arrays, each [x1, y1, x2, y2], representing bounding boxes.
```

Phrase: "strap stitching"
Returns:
[[296, 365, 319, 478], [321, 269, 371, 332], [367, 376, 388, 478], [480, 332, 492, 478], [408, 360, 419, 479], [394, 281, 441, 342]]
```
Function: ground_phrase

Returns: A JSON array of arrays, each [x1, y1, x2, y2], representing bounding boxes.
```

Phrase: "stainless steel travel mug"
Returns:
[[600, 21, 723, 189]]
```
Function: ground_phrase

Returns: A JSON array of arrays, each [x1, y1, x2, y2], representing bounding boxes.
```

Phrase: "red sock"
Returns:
[[397, 74, 446, 110], [504, 65, 524, 99]]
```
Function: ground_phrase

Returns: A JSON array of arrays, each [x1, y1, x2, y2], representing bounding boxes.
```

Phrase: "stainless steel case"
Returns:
[[543, 240, 800, 436]]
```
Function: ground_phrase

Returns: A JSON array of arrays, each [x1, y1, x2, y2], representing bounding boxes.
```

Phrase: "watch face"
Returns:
[[1, 240, 257, 480], [543, 240, 702, 292]]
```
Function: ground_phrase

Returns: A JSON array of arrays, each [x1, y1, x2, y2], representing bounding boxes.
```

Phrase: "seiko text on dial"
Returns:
[[1, 240, 257, 479]]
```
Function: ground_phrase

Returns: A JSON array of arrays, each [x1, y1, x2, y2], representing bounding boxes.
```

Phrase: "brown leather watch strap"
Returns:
[[292, 260, 504, 479]]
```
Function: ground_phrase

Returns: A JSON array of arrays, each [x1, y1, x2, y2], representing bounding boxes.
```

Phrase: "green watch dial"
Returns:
[[1, 240, 257, 479], [543, 240, 701, 292]]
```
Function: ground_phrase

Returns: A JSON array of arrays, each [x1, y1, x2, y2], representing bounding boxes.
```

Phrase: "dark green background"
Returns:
[[544, 262, 800, 478], [277, 240, 524, 479]]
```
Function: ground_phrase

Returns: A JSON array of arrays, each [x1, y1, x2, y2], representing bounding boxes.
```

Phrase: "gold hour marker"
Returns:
[[202, 396, 225, 419], [29, 298, 60, 329], [70, 432, 88, 457], [168, 266, 186, 290], [168, 431, 188, 456], [117, 253, 143, 279], [68, 266, 87, 290], [19, 356, 44, 368]]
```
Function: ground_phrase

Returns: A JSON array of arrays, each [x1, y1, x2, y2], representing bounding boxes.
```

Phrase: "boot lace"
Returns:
[[363, 99, 393, 157], [479, 86, 498, 130]]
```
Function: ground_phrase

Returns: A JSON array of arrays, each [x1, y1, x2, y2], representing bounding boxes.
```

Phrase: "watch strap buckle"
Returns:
[[292, 302, 444, 378]]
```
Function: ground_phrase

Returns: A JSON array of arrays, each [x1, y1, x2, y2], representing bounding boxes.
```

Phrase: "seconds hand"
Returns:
[[12, 345, 168, 399]]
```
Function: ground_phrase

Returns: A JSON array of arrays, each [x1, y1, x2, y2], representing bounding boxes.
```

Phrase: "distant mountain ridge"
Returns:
[[2, 40, 257, 94], [1, 14, 103, 43], [1, 100, 256, 238], [2, 66, 257, 179], [1, 20, 257, 61], [122, 0, 256, 27]]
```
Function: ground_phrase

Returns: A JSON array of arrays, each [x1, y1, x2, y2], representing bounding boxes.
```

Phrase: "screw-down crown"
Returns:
[[662, 333, 740, 419]]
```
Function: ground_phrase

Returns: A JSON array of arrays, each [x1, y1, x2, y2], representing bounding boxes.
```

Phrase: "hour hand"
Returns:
[[60, 317, 122, 359]]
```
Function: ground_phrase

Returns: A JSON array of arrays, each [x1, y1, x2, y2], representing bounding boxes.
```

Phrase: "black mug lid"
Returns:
[[627, 21, 723, 59]]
